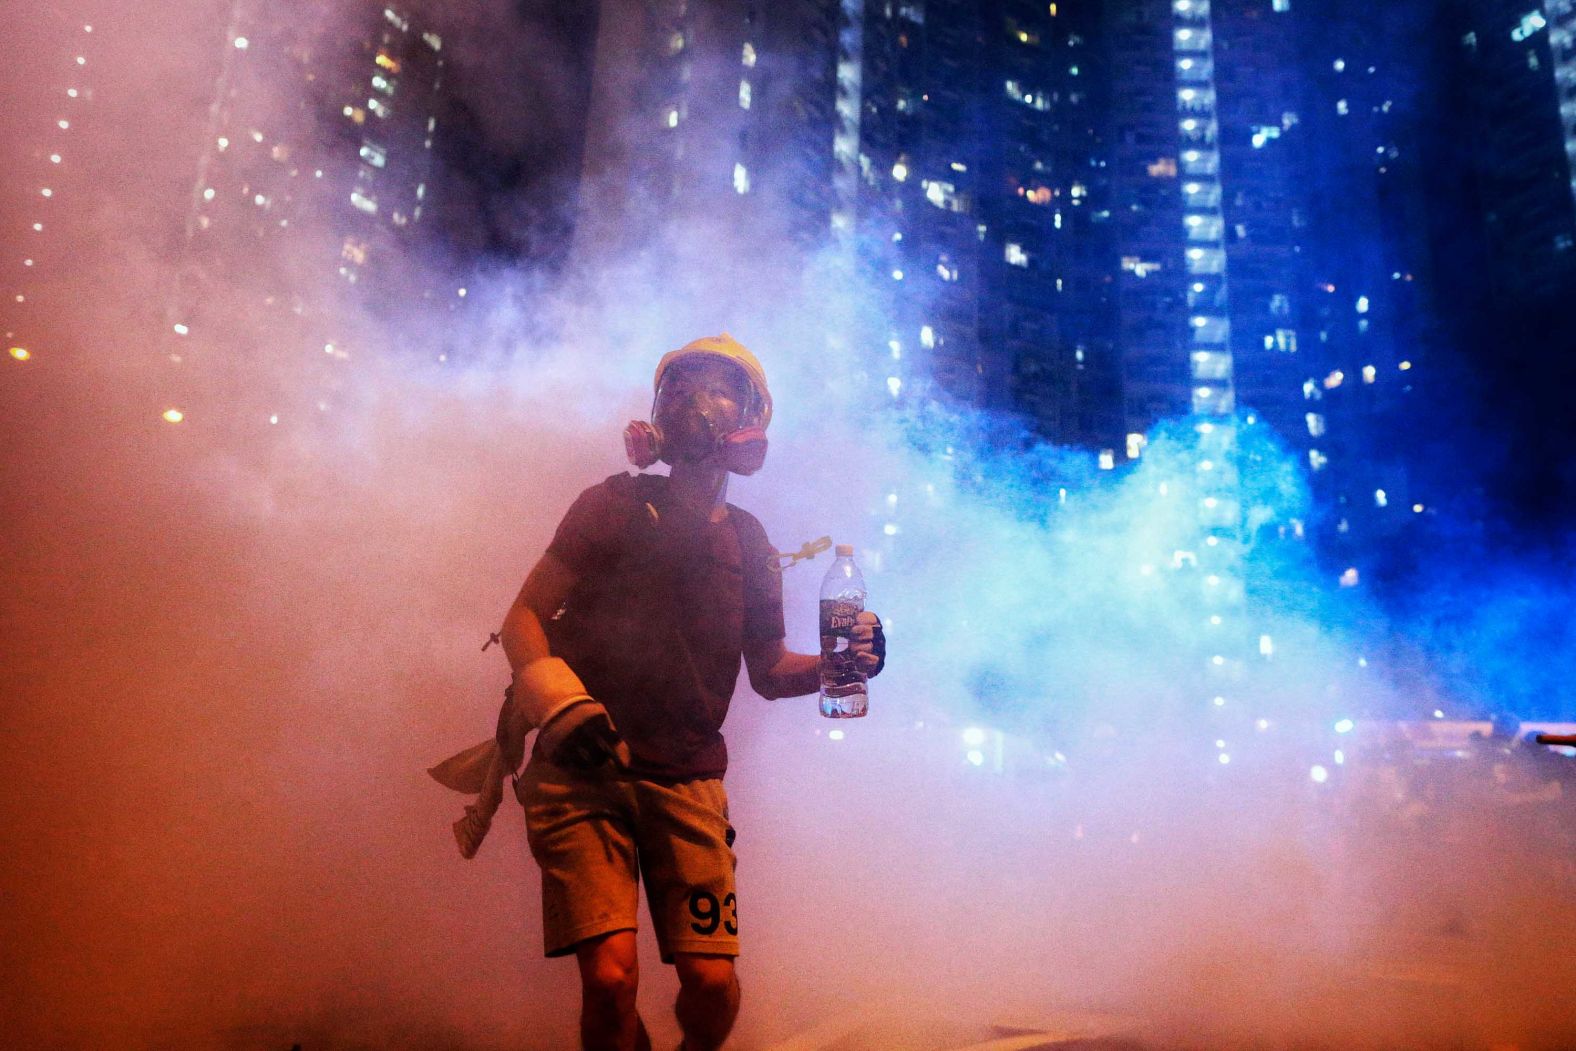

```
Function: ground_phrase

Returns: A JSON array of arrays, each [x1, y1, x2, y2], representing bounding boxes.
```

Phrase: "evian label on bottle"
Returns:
[[820, 599, 861, 653]]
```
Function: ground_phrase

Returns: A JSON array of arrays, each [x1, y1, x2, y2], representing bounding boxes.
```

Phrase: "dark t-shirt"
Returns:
[[543, 472, 785, 781]]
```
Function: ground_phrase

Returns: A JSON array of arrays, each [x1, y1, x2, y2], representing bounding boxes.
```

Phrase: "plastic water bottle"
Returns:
[[819, 544, 868, 718]]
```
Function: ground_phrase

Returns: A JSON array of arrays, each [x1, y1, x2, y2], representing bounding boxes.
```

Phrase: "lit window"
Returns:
[[1004, 80, 1052, 111], [1025, 186, 1053, 205], [384, 7, 410, 32], [920, 325, 936, 349], [233, 36, 249, 49], [422, 31, 442, 51], [1127, 433, 1146, 459], [1273, 0, 1290, 10], [892, 161, 908, 181], [1323, 369, 1343, 389], [1147, 157, 1177, 177], [1004, 243, 1029, 267], [1511, 10, 1547, 41], [1339, 567, 1359, 588], [1336, 99, 1349, 115], [1275, 329, 1298, 352], [1362, 364, 1376, 383], [887, 376, 902, 398], [341, 238, 369, 265], [350, 190, 378, 214], [924, 179, 964, 211], [1374, 488, 1387, 507], [733, 162, 750, 194], [665, 106, 681, 128], [1305, 412, 1326, 437], [1356, 295, 1369, 313], [359, 141, 387, 167], [368, 98, 391, 119], [1191, 349, 1231, 379], [371, 74, 396, 96], [375, 52, 401, 73], [1121, 256, 1162, 278], [1098, 450, 1115, 470], [739, 79, 752, 109], [1308, 449, 1328, 471]]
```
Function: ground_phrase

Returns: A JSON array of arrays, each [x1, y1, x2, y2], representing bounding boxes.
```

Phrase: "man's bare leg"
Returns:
[[673, 953, 739, 1051], [575, 931, 651, 1051]]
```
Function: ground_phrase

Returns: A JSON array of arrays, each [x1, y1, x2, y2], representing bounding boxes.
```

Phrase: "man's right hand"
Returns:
[[549, 709, 630, 771]]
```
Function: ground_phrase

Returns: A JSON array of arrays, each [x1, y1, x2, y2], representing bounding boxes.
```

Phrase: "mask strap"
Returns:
[[769, 535, 832, 573]]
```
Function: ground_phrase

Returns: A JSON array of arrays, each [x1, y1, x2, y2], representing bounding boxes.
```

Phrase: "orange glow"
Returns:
[[374, 52, 400, 73], [162, 408, 184, 423], [9, 346, 31, 361]]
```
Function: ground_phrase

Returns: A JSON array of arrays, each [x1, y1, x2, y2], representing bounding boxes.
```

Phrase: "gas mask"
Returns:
[[624, 357, 769, 475]]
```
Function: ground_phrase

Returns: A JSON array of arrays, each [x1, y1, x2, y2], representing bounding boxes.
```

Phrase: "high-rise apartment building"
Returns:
[[1446, 0, 1576, 523], [847, 0, 1122, 450], [569, 0, 842, 271], [2, 15, 104, 366], [1456, 0, 1576, 299], [164, 1, 453, 423]]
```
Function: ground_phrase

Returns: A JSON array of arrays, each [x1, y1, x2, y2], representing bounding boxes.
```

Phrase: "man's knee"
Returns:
[[674, 953, 738, 1002], [578, 932, 640, 1005]]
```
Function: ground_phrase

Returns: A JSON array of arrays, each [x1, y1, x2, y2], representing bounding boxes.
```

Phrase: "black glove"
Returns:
[[552, 709, 628, 771], [869, 615, 886, 678]]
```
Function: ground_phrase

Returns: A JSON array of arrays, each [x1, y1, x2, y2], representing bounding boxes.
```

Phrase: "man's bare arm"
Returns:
[[743, 638, 821, 700], [499, 552, 578, 675], [744, 612, 884, 701]]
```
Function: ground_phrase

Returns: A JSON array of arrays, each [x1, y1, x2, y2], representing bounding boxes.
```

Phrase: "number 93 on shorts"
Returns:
[[519, 759, 741, 964]]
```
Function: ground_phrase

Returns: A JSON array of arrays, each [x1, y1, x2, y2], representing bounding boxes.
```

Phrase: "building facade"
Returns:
[[163, 1, 454, 426]]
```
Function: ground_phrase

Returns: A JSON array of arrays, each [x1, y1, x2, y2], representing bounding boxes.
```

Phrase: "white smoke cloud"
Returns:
[[3, 2, 1573, 1049]]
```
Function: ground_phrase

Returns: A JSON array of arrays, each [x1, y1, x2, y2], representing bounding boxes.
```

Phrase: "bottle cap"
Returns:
[[835, 544, 854, 557]]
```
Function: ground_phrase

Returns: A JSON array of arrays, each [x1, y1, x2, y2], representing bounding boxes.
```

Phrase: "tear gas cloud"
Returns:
[[2, 2, 1573, 1049]]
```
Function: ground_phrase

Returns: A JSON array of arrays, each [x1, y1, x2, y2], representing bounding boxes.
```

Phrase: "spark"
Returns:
[[9, 347, 31, 362], [162, 408, 185, 424]]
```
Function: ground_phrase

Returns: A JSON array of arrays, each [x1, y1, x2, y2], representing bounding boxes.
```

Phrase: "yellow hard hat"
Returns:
[[654, 333, 773, 429]]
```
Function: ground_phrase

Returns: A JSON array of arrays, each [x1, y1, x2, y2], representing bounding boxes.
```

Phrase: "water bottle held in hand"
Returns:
[[819, 544, 868, 718]]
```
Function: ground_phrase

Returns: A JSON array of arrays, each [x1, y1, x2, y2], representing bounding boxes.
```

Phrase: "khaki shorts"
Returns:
[[516, 759, 739, 963]]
